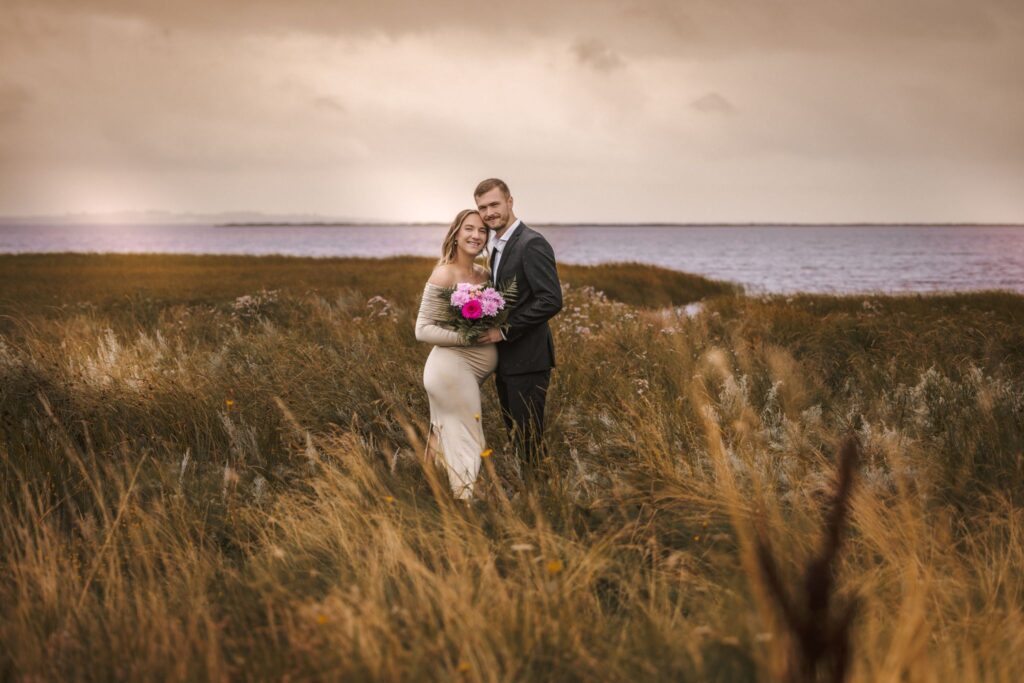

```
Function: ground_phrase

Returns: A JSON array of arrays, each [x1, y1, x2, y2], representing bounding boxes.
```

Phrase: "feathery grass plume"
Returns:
[[755, 435, 860, 683]]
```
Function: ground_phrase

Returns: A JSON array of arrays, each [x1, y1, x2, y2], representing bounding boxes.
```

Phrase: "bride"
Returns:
[[414, 209, 498, 501]]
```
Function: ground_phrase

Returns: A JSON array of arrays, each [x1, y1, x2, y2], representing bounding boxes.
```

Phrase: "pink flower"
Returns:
[[480, 298, 500, 316], [461, 300, 483, 319], [481, 287, 505, 307], [450, 282, 482, 307]]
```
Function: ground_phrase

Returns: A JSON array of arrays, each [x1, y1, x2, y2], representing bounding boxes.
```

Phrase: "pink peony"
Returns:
[[461, 299, 483, 319]]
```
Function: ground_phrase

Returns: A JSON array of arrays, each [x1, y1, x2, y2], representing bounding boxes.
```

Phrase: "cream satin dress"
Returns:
[[415, 282, 498, 499]]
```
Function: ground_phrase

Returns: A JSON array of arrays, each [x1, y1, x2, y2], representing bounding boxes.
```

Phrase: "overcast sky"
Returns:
[[1, 0, 1022, 222]]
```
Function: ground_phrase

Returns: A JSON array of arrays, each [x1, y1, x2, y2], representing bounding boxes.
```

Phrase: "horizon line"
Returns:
[[213, 220, 1024, 228], [1, 215, 1023, 228]]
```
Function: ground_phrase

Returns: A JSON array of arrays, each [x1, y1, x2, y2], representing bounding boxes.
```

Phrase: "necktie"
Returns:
[[491, 243, 501, 276]]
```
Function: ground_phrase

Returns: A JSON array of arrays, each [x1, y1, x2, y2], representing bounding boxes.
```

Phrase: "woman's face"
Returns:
[[457, 214, 488, 257]]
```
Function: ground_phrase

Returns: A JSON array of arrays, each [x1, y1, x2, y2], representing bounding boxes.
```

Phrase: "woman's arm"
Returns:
[[414, 280, 466, 347]]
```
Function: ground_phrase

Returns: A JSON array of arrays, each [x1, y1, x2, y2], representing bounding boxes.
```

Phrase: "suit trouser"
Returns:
[[494, 370, 550, 471]]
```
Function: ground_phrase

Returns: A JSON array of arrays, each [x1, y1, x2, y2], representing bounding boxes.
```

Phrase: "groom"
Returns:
[[473, 178, 562, 476]]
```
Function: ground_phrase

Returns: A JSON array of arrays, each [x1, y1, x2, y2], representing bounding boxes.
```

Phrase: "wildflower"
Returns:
[[252, 475, 267, 501], [474, 414, 480, 421], [225, 399, 235, 409], [480, 449, 493, 459], [384, 495, 395, 504], [546, 559, 564, 575], [366, 295, 392, 317], [316, 614, 329, 625], [693, 535, 701, 542], [457, 661, 471, 673]]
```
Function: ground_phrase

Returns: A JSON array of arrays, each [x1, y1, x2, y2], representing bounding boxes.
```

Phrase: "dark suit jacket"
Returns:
[[491, 222, 563, 376]]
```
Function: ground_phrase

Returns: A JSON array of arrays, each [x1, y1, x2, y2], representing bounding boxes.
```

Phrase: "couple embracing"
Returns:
[[414, 178, 562, 501]]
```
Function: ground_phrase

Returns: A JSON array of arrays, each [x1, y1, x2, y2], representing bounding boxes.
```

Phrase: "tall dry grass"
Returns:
[[1, 254, 1022, 681]]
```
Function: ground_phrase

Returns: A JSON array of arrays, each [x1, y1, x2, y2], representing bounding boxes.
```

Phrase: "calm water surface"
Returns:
[[2, 223, 1022, 294]]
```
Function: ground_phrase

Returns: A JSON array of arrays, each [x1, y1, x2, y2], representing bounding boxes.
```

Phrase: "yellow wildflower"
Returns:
[[316, 614, 329, 625], [480, 449, 493, 459], [225, 399, 235, 409], [384, 495, 395, 504], [546, 559, 564, 575], [457, 661, 471, 673]]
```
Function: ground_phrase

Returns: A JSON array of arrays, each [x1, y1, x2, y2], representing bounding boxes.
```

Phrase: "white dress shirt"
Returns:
[[489, 218, 521, 279]]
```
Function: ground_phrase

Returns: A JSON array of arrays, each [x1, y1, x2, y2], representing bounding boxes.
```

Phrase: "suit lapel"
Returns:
[[496, 223, 526, 284]]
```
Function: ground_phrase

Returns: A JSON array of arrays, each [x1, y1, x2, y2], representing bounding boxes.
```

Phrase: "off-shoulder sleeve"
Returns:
[[415, 285, 466, 347]]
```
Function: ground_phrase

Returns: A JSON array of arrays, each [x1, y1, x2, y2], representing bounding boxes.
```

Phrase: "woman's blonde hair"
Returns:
[[438, 209, 488, 266]]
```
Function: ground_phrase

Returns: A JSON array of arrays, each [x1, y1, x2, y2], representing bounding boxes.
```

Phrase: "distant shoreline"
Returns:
[[1, 218, 1022, 228], [213, 221, 1024, 228]]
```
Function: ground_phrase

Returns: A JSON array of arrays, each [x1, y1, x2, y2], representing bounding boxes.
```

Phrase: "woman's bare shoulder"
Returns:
[[427, 264, 457, 287]]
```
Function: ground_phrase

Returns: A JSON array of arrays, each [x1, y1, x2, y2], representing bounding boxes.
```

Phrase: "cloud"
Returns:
[[312, 96, 346, 114], [5, 0, 1020, 52], [691, 92, 735, 115], [0, 0, 1021, 221], [571, 38, 625, 72], [0, 83, 32, 125]]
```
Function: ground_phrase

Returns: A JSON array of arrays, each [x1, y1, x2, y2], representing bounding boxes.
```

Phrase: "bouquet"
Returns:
[[438, 278, 518, 344]]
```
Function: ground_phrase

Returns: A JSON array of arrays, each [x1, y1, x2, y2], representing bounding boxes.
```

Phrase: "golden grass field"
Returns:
[[1, 253, 1022, 682]]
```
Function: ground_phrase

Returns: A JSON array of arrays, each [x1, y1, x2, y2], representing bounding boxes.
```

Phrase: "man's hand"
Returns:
[[475, 328, 504, 344]]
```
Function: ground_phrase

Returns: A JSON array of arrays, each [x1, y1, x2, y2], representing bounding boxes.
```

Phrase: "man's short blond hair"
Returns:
[[474, 178, 510, 198]]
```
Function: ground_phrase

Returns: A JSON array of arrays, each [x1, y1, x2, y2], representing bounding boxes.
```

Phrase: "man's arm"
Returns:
[[503, 237, 562, 342]]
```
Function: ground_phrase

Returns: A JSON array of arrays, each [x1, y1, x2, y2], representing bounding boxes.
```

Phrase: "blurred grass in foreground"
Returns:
[[1, 254, 1022, 681]]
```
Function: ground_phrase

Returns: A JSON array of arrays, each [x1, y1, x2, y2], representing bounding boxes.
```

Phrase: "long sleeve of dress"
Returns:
[[415, 284, 466, 347]]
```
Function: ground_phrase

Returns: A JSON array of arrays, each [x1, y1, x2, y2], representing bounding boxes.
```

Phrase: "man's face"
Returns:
[[475, 187, 513, 231]]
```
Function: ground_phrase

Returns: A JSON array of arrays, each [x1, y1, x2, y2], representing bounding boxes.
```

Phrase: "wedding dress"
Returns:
[[415, 283, 498, 499]]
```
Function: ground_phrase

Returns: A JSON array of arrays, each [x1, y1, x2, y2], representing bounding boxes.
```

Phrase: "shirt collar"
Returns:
[[490, 218, 521, 249]]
